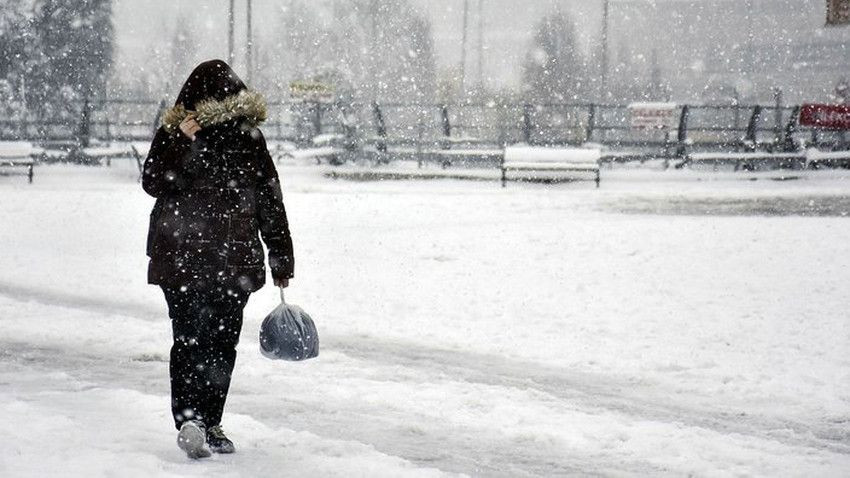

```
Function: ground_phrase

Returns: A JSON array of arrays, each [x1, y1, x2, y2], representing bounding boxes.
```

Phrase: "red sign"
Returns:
[[799, 104, 850, 130], [629, 102, 678, 130]]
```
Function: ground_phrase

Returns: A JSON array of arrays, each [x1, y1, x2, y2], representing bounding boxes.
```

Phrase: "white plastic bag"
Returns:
[[259, 289, 319, 361]]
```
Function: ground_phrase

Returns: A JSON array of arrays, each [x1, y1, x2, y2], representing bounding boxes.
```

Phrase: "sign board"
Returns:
[[629, 102, 678, 130], [827, 0, 850, 25], [289, 81, 335, 103], [799, 103, 850, 130]]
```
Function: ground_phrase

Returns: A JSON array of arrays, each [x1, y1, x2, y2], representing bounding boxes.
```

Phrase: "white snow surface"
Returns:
[[504, 145, 601, 164], [0, 141, 43, 158], [807, 148, 850, 161], [1, 160, 849, 477]]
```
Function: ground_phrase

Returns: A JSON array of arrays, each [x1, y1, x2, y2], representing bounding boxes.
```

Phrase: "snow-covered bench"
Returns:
[[501, 145, 601, 188], [685, 152, 805, 171], [0, 141, 42, 183], [80, 145, 139, 166], [130, 143, 151, 181]]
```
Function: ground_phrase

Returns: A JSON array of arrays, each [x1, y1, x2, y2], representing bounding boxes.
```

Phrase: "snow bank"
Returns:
[[0, 372, 450, 478]]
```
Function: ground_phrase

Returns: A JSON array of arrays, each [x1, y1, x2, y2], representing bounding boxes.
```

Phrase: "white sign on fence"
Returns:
[[628, 102, 678, 130]]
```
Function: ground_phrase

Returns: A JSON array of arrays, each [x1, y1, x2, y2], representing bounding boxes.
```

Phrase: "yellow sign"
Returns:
[[827, 0, 850, 26], [289, 81, 335, 103]]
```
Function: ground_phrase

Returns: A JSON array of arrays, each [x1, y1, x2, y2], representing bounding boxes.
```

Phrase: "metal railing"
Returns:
[[1, 99, 847, 161]]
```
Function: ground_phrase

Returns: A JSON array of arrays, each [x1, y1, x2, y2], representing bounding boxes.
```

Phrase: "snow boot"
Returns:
[[177, 420, 212, 459], [207, 425, 236, 454]]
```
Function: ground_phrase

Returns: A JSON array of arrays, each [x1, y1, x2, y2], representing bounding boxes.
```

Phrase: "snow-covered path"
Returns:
[[1, 163, 849, 476]]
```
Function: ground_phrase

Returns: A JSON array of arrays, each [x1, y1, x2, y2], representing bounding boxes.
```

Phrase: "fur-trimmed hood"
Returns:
[[162, 89, 268, 132]]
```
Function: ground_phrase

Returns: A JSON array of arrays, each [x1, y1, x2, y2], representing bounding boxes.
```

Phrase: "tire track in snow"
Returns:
[[1, 281, 847, 459], [0, 350, 465, 478], [0, 284, 656, 476], [0, 281, 163, 322]]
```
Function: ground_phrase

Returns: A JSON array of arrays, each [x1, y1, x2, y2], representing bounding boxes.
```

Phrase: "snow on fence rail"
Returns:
[[805, 148, 850, 168]]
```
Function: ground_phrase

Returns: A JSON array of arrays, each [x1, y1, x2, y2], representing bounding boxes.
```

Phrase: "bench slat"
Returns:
[[505, 162, 599, 172], [0, 141, 43, 158], [504, 146, 602, 164], [0, 156, 35, 165], [501, 146, 601, 188]]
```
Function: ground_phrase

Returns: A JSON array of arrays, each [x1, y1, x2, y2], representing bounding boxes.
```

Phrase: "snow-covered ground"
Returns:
[[1, 161, 849, 477]]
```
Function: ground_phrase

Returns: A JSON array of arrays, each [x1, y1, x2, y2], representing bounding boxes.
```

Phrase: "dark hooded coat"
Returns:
[[143, 60, 293, 292]]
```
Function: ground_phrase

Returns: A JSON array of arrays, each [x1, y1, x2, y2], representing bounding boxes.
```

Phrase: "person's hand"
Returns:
[[274, 278, 290, 288], [179, 114, 201, 141]]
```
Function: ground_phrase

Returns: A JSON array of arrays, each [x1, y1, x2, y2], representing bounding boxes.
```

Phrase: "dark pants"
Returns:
[[162, 286, 250, 430]]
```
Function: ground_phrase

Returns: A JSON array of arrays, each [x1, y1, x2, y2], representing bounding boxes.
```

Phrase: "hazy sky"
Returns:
[[113, 0, 847, 102], [113, 0, 600, 90]]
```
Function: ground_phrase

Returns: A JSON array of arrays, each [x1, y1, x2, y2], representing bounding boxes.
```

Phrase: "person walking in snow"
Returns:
[[142, 59, 294, 459]]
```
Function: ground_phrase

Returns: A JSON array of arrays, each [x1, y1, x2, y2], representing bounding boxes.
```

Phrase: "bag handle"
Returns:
[[279, 287, 286, 304]]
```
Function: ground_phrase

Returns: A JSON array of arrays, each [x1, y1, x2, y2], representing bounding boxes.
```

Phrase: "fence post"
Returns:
[[78, 97, 91, 148], [782, 106, 800, 153], [773, 88, 783, 149], [441, 104, 451, 147], [152, 99, 166, 135], [745, 106, 762, 152], [372, 102, 387, 153], [676, 104, 689, 158], [734, 102, 741, 133], [277, 106, 283, 139], [585, 104, 595, 143], [522, 104, 533, 145], [315, 101, 324, 136], [105, 111, 112, 143]]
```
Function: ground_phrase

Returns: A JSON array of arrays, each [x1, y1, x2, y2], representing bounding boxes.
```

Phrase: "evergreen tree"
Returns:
[[26, 0, 114, 119], [360, 0, 436, 103], [0, 0, 36, 122], [522, 11, 586, 103]]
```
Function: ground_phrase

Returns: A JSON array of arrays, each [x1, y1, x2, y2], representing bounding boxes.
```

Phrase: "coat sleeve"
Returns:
[[141, 127, 194, 198], [255, 132, 294, 281]]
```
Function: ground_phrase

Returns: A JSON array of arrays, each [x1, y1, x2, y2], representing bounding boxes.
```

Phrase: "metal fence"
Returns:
[[372, 102, 848, 155], [1, 98, 847, 159]]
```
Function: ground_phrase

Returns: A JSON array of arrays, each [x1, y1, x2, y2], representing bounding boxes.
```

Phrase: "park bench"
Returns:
[[131, 143, 151, 181], [0, 141, 42, 183], [685, 151, 806, 171], [501, 145, 601, 188]]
